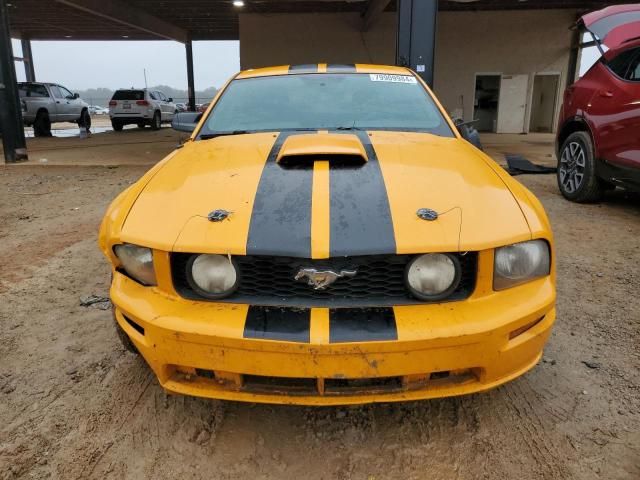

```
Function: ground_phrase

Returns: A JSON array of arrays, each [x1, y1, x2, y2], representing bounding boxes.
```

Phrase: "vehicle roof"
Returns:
[[235, 64, 415, 80], [581, 4, 640, 27], [18, 82, 61, 86]]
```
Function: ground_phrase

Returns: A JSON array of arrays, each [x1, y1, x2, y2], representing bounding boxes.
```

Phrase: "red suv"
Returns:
[[556, 5, 640, 202]]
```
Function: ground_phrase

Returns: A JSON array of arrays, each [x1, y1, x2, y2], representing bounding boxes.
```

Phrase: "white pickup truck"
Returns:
[[19, 82, 91, 137]]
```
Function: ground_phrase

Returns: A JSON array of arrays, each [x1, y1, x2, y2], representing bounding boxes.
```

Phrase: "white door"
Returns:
[[497, 74, 529, 133]]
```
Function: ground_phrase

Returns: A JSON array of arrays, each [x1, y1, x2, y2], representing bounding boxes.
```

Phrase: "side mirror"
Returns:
[[73, 93, 80, 99], [172, 112, 202, 133], [452, 117, 483, 151], [167, 97, 173, 102]]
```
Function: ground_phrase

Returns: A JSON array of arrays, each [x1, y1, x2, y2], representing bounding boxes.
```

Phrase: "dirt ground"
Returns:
[[0, 131, 638, 479]]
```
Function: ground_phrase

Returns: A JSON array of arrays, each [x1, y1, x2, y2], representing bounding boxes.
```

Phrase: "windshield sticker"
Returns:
[[369, 74, 417, 84]]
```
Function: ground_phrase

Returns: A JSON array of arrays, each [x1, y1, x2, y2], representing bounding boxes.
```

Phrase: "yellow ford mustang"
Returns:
[[99, 64, 555, 405]]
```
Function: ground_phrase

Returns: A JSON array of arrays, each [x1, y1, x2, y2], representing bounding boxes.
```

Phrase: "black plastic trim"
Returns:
[[122, 314, 145, 336]]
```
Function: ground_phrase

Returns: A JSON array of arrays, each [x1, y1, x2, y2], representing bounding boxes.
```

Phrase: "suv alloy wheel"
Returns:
[[558, 131, 604, 202]]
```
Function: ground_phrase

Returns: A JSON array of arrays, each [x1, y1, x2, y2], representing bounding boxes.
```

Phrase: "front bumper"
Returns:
[[111, 269, 555, 406]]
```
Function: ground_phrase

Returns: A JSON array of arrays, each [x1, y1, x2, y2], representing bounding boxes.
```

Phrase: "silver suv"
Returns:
[[19, 82, 90, 137], [109, 89, 176, 131]]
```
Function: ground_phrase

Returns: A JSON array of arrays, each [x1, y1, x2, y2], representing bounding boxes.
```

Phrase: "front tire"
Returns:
[[33, 110, 52, 137], [557, 131, 603, 203], [151, 111, 161, 130]]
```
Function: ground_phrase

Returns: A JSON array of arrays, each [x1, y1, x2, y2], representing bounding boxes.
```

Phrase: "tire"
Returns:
[[137, 122, 146, 129], [111, 120, 123, 131], [33, 110, 52, 137], [113, 311, 139, 354], [151, 111, 161, 130], [557, 131, 603, 203], [79, 109, 91, 132]]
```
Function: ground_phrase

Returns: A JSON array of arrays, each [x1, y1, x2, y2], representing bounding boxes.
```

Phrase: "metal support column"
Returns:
[[396, 0, 438, 88], [0, 0, 27, 163], [185, 39, 196, 111], [21, 37, 35, 82]]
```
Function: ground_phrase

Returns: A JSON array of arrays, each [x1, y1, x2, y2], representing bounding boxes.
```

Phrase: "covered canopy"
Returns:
[[7, 0, 628, 42]]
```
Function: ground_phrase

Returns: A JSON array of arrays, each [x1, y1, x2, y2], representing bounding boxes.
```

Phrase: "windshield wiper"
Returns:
[[335, 125, 363, 131], [200, 130, 250, 139]]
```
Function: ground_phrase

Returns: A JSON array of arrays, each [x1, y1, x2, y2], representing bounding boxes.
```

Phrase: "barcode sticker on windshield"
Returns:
[[369, 74, 417, 84]]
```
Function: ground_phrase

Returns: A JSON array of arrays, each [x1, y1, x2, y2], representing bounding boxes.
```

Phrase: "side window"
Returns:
[[149, 91, 158, 101], [157, 91, 167, 101], [32, 84, 49, 97], [18, 84, 49, 97], [58, 86, 74, 98], [627, 51, 640, 81], [607, 48, 640, 80], [49, 85, 63, 98]]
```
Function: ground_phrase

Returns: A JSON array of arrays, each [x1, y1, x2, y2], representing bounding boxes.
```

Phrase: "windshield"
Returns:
[[198, 73, 454, 138]]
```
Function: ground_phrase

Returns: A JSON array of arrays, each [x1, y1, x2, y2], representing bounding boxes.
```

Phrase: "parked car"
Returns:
[[556, 4, 640, 202], [19, 82, 90, 137], [197, 102, 210, 113], [100, 64, 555, 406], [174, 102, 187, 112], [108, 89, 176, 131], [89, 105, 109, 115]]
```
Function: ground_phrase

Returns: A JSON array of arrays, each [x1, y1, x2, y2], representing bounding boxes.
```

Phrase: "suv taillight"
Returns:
[[136, 100, 150, 106], [109, 100, 117, 106]]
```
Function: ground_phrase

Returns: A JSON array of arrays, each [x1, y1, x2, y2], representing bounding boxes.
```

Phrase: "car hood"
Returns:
[[579, 4, 640, 52], [120, 131, 531, 256]]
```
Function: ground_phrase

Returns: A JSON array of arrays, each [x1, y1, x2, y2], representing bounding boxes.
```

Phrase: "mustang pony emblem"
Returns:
[[294, 268, 357, 290]]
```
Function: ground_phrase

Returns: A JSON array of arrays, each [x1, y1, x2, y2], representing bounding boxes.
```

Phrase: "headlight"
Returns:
[[494, 240, 550, 290], [406, 253, 461, 301], [113, 244, 156, 286], [187, 254, 239, 299]]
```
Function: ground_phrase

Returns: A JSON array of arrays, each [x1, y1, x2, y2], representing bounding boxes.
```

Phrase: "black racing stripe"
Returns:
[[329, 308, 397, 343], [244, 306, 310, 343], [326, 64, 356, 73], [288, 64, 319, 74], [329, 130, 396, 256], [246, 131, 313, 257]]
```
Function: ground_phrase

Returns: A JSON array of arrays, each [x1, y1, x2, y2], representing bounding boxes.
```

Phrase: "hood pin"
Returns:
[[207, 209, 231, 222], [416, 208, 438, 221]]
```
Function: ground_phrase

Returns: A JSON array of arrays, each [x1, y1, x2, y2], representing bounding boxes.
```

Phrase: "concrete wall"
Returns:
[[435, 9, 576, 132], [239, 9, 578, 133], [239, 13, 396, 68]]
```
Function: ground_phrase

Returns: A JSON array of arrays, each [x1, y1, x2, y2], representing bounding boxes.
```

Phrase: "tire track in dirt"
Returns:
[[0, 221, 98, 292], [501, 380, 569, 478]]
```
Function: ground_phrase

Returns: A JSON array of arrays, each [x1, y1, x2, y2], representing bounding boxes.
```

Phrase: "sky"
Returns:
[[12, 38, 599, 91], [12, 39, 240, 91]]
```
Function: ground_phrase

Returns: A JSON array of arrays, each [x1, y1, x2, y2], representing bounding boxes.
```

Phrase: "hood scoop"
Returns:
[[276, 133, 368, 168]]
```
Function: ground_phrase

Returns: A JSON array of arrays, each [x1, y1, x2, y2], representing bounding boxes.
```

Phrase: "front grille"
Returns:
[[171, 253, 477, 307]]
